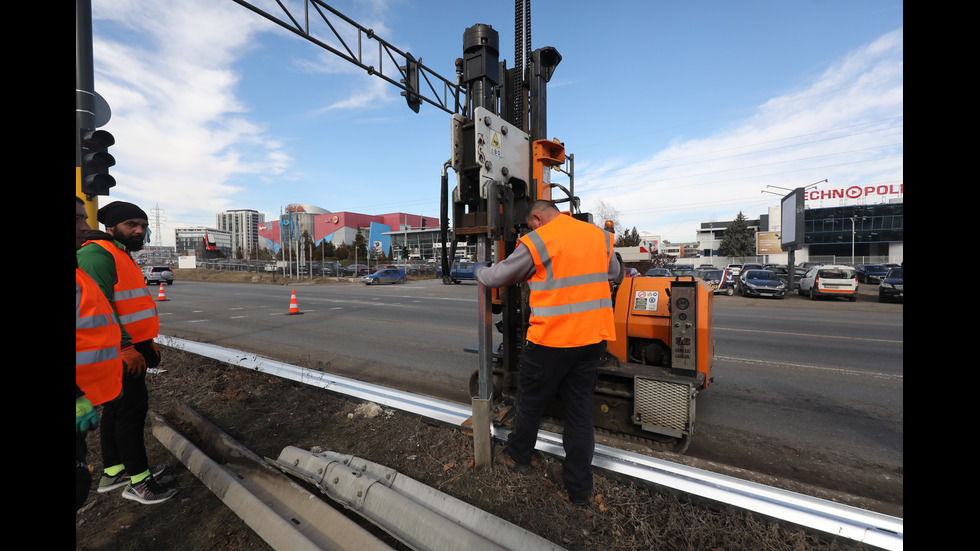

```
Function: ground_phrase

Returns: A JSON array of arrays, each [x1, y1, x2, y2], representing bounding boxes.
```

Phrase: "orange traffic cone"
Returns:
[[156, 284, 169, 301], [287, 289, 301, 315]]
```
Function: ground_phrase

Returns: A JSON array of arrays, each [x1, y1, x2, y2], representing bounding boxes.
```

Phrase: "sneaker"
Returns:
[[121, 475, 178, 505], [547, 463, 590, 507], [97, 464, 167, 494], [493, 445, 532, 474]]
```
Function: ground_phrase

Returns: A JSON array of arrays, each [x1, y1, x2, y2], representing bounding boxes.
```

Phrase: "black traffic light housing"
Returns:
[[80, 129, 116, 196], [400, 54, 421, 113]]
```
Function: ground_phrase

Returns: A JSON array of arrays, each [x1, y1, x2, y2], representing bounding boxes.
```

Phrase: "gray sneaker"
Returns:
[[121, 475, 178, 505], [97, 464, 167, 494]]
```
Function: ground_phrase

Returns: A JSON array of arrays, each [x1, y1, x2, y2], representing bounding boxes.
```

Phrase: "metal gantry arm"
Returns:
[[230, 0, 462, 115]]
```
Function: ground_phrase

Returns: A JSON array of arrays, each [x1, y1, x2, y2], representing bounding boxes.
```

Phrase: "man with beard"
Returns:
[[76, 201, 177, 504]]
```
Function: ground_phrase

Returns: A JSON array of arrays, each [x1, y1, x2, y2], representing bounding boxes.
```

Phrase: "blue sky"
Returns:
[[88, 0, 903, 247]]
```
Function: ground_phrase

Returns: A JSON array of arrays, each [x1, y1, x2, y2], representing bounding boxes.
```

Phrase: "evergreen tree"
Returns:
[[718, 212, 755, 259], [353, 228, 368, 262], [615, 227, 642, 247], [335, 242, 349, 261]]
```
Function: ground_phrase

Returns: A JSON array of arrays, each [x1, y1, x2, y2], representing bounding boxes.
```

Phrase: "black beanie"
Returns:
[[97, 201, 148, 227]]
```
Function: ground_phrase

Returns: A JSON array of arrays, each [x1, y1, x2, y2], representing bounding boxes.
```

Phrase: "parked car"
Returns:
[[696, 268, 737, 295], [735, 263, 764, 293], [345, 264, 372, 277], [855, 264, 889, 284], [797, 265, 859, 301], [878, 266, 903, 303], [645, 268, 672, 277], [763, 264, 792, 286], [623, 267, 640, 278], [671, 266, 695, 278], [142, 265, 174, 285], [725, 264, 743, 277], [739, 269, 786, 299], [448, 261, 477, 284], [796, 261, 823, 273], [362, 268, 407, 285]]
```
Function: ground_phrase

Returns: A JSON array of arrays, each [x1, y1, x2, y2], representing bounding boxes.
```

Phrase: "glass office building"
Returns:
[[804, 203, 903, 257]]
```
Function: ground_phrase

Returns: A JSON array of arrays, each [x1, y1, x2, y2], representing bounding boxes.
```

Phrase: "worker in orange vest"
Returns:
[[76, 197, 123, 511], [77, 201, 177, 504], [475, 200, 619, 507]]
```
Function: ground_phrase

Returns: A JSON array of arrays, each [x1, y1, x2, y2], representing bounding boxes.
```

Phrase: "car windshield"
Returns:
[[867, 265, 886, 271], [745, 270, 775, 280], [701, 270, 722, 279], [887, 267, 903, 278]]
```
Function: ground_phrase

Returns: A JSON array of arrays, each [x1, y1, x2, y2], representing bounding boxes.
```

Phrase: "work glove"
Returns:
[[133, 339, 161, 369], [76, 397, 99, 433], [120, 344, 147, 375]]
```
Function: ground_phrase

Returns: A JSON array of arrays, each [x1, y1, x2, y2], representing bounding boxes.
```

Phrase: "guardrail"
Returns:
[[158, 335, 903, 551]]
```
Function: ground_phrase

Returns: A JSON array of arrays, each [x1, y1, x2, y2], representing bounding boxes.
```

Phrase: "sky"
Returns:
[[86, 0, 903, 247]]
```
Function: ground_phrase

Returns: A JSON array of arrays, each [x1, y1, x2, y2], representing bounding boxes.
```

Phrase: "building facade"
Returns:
[[175, 227, 233, 259], [696, 202, 903, 266], [216, 209, 265, 259], [257, 204, 440, 259]]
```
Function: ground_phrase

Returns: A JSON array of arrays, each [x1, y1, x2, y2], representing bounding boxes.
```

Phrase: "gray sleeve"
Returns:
[[608, 249, 621, 281], [474, 245, 536, 288]]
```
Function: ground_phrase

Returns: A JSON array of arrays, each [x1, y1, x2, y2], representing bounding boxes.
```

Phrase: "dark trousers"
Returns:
[[99, 371, 150, 475], [507, 340, 604, 500]]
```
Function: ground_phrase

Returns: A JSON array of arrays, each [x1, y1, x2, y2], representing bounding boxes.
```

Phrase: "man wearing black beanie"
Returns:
[[76, 201, 177, 504]]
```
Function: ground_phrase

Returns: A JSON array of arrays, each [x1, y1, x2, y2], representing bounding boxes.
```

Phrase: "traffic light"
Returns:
[[79, 129, 116, 196], [400, 54, 421, 113]]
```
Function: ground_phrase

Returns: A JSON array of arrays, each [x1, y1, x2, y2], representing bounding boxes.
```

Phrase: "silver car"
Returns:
[[142, 265, 174, 285]]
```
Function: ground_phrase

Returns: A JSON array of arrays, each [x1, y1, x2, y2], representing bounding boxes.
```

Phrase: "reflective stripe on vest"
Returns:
[[519, 215, 616, 347], [76, 268, 123, 406], [86, 240, 160, 341]]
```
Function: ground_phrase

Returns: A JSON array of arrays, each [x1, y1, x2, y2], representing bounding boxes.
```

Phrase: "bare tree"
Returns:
[[591, 199, 622, 230]]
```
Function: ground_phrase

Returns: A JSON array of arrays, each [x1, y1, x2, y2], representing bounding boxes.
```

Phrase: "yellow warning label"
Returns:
[[491, 133, 500, 148]]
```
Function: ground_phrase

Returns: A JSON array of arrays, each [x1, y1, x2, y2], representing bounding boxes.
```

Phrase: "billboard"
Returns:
[[780, 188, 805, 250], [756, 232, 784, 255]]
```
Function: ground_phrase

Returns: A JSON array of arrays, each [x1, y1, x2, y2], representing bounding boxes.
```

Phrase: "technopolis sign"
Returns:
[[806, 184, 903, 203]]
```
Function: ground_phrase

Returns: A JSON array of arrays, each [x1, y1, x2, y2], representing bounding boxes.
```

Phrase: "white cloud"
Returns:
[[580, 29, 903, 242]]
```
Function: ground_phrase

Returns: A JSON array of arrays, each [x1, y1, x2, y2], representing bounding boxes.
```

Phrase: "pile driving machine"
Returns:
[[442, 19, 714, 454]]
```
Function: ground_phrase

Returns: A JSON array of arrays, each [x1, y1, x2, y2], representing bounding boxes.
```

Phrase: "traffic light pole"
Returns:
[[76, 0, 98, 224]]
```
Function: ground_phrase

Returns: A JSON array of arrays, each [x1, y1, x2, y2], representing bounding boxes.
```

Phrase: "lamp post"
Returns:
[[850, 216, 857, 265]]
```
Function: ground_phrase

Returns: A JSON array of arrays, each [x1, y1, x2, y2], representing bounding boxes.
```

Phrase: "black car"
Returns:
[[856, 264, 890, 284], [739, 269, 787, 299], [878, 266, 903, 302]]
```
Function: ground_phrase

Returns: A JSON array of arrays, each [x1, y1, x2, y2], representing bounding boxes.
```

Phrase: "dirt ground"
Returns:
[[75, 344, 879, 551]]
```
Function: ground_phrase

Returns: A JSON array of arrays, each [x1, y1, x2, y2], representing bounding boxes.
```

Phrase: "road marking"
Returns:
[[715, 355, 902, 381], [719, 326, 902, 344]]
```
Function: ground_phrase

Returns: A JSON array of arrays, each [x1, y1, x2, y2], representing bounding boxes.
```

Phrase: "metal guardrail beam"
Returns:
[[158, 335, 904, 550]]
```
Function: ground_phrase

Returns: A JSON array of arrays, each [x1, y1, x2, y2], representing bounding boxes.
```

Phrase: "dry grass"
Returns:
[[76, 347, 875, 551]]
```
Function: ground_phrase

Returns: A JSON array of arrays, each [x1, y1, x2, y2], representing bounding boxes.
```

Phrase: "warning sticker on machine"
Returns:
[[633, 290, 659, 311], [490, 133, 502, 156]]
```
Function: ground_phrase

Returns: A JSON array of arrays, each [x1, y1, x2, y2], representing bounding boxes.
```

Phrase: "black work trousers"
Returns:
[[99, 371, 150, 476], [507, 340, 605, 501]]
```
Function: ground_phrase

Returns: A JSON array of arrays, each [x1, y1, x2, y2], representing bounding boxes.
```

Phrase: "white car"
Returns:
[[797, 265, 858, 301]]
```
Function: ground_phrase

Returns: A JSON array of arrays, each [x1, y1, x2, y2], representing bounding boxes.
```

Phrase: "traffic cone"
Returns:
[[156, 284, 169, 301], [287, 289, 301, 315]]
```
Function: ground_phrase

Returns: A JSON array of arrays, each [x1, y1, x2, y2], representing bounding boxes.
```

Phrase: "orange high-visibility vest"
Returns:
[[85, 240, 160, 342], [76, 268, 123, 406], [518, 214, 616, 348]]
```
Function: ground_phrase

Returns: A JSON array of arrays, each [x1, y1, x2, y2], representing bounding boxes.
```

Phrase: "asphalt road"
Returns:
[[155, 277, 903, 514]]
